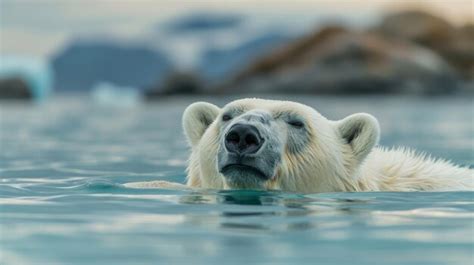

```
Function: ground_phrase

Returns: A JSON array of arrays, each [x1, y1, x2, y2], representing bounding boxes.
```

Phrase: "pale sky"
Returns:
[[1, 0, 472, 60]]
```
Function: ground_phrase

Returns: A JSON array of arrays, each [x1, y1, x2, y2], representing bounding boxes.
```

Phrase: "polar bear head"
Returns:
[[183, 98, 380, 192]]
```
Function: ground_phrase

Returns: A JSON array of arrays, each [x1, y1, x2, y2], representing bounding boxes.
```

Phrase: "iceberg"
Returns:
[[90, 82, 142, 107], [0, 56, 54, 101]]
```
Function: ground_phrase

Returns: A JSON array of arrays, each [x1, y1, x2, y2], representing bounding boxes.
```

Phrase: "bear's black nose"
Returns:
[[225, 124, 263, 155]]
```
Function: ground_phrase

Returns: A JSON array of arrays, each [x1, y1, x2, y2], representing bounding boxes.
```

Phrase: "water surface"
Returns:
[[1, 96, 473, 265]]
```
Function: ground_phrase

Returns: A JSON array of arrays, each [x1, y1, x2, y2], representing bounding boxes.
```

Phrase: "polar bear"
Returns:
[[127, 98, 473, 192]]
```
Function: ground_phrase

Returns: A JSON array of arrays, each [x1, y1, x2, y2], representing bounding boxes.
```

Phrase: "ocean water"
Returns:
[[0, 95, 473, 265]]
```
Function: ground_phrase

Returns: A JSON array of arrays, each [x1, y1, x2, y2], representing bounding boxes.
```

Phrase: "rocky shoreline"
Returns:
[[146, 11, 473, 97]]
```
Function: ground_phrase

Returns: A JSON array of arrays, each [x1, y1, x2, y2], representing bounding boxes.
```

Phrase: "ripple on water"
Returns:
[[1, 96, 473, 265]]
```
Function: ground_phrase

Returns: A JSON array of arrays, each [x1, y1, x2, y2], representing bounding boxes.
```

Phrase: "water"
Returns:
[[1, 95, 473, 265]]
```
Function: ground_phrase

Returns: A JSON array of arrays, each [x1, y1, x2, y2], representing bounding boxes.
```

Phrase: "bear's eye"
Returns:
[[222, 114, 232, 122], [288, 120, 304, 128]]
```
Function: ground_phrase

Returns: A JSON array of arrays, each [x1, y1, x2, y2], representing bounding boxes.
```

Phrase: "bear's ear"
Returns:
[[182, 102, 220, 146], [336, 113, 380, 162]]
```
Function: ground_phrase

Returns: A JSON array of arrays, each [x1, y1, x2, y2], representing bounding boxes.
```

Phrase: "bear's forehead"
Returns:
[[224, 98, 313, 114]]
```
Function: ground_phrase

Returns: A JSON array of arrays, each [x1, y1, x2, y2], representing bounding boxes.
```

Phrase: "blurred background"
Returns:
[[1, 2, 474, 264], [1, 0, 473, 101]]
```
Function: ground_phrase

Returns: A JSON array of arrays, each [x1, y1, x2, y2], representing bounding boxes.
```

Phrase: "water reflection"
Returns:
[[167, 189, 376, 234], [1, 96, 473, 264], [217, 190, 283, 205]]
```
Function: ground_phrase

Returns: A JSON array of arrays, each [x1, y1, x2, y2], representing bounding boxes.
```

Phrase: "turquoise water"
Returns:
[[1, 96, 473, 265]]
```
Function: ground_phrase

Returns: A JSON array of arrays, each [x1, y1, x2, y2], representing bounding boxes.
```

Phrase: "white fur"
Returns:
[[128, 98, 473, 192], [123, 181, 190, 190], [182, 102, 220, 146]]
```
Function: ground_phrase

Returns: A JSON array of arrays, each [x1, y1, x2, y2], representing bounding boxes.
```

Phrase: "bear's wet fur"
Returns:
[[126, 98, 473, 192]]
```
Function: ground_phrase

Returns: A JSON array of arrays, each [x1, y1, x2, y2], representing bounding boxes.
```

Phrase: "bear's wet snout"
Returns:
[[225, 124, 263, 155]]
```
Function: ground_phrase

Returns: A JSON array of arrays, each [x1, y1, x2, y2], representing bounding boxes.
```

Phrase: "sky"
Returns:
[[1, 0, 473, 61]]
